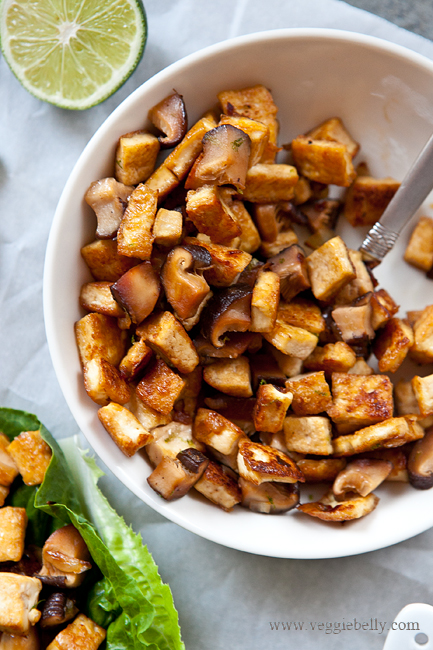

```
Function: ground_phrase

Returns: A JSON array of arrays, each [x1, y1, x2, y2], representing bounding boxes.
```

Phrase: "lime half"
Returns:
[[0, 0, 147, 109]]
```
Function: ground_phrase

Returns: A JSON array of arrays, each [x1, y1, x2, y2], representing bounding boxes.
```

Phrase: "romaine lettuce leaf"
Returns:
[[0, 407, 184, 650]]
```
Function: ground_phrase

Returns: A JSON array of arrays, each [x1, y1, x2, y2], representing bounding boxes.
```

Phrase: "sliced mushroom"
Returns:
[[204, 394, 256, 435], [194, 332, 261, 360], [331, 303, 374, 345], [301, 198, 340, 232], [161, 245, 211, 323], [298, 490, 379, 521], [38, 525, 92, 588], [111, 261, 161, 325], [408, 427, 433, 489], [239, 477, 300, 514], [267, 244, 310, 302], [84, 177, 133, 239], [147, 448, 209, 500], [192, 125, 251, 190], [201, 286, 252, 348], [40, 593, 78, 628], [148, 91, 188, 148], [333, 458, 392, 500], [184, 236, 252, 287]]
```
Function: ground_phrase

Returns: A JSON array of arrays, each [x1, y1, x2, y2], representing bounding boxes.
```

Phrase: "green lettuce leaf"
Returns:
[[0, 407, 184, 650]]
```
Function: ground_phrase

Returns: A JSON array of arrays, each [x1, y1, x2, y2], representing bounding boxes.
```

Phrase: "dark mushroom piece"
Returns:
[[161, 245, 212, 327], [194, 332, 262, 360], [147, 448, 209, 500], [204, 394, 256, 435], [37, 525, 92, 588], [250, 354, 287, 390], [301, 199, 340, 232], [267, 245, 310, 302], [408, 427, 433, 489], [333, 458, 392, 501], [148, 91, 187, 148], [201, 286, 252, 348], [84, 177, 133, 239], [239, 478, 300, 514], [111, 261, 161, 325], [331, 303, 374, 346], [40, 593, 78, 628]]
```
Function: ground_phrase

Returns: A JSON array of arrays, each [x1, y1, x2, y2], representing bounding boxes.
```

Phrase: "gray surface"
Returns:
[[1, 1, 433, 649], [344, 0, 433, 40]]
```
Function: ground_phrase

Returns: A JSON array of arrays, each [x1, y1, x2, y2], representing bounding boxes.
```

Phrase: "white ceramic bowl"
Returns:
[[44, 28, 433, 559]]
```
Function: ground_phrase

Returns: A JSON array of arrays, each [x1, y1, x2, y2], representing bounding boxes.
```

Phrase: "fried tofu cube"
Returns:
[[164, 116, 216, 180], [263, 306, 318, 360], [0, 433, 18, 487], [117, 184, 158, 260], [0, 507, 27, 562], [217, 189, 261, 254], [242, 164, 298, 203], [237, 438, 304, 485], [0, 573, 42, 635], [137, 311, 199, 374], [293, 176, 313, 205], [284, 415, 333, 455], [253, 384, 293, 433], [75, 313, 128, 368], [267, 344, 303, 378], [144, 164, 179, 202], [145, 422, 203, 467], [412, 374, 433, 418], [370, 289, 399, 330], [250, 270, 280, 332], [306, 117, 360, 158], [259, 229, 299, 258], [291, 136, 356, 187], [194, 408, 246, 456], [332, 416, 424, 456], [298, 490, 379, 521], [303, 341, 357, 374], [194, 460, 242, 511], [203, 356, 252, 398], [83, 357, 131, 406], [7, 431, 52, 486], [328, 373, 394, 434], [286, 371, 332, 416], [219, 114, 270, 167], [137, 358, 185, 414], [97, 402, 152, 457], [347, 357, 374, 375], [372, 317, 414, 372], [306, 236, 356, 301], [296, 458, 346, 483], [395, 379, 420, 416], [79, 281, 125, 318], [128, 389, 172, 431], [147, 449, 209, 500], [344, 175, 400, 226], [410, 305, 433, 364], [185, 236, 251, 286], [115, 130, 160, 185], [119, 338, 152, 380], [152, 207, 183, 247], [404, 216, 433, 271], [333, 250, 374, 305], [186, 185, 241, 245], [252, 203, 280, 241], [278, 298, 325, 335], [46, 613, 106, 650], [80, 239, 140, 282]]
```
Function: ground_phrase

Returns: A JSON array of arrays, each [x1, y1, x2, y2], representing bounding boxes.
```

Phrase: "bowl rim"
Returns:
[[44, 27, 433, 559]]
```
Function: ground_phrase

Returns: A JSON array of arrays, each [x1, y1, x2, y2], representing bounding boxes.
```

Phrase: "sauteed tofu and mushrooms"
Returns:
[[76, 84, 433, 524]]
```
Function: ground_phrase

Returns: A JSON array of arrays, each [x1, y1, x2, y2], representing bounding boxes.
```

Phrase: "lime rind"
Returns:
[[0, 0, 147, 110]]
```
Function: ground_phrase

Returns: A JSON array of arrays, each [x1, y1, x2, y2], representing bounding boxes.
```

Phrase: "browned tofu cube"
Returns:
[[284, 415, 333, 455], [347, 357, 374, 375], [364, 447, 409, 482], [370, 289, 399, 330], [152, 207, 183, 247], [242, 164, 298, 203], [218, 192, 261, 254], [394, 379, 420, 417], [0, 433, 18, 487], [404, 216, 433, 271], [117, 184, 158, 260], [303, 341, 357, 374], [291, 136, 356, 187], [137, 358, 185, 414], [83, 357, 130, 406], [145, 422, 204, 467], [203, 356, 252, 398], [0, 573, 42, 635], [250, 270, 280, 332], [410, 305, 433, 364], [79, 281, 125, 318], [333, 415, 424, 456], [296, 458, 346, 483], [278, 298, 325, 335], [80, 239, 140, 282], [253, 384, 293, 433], [46, 613, 106, 650], [7, 431, 52, 486], [259, 229, 299, 258], [263, 306, 318, 360], [333, 249, 374, 305], [129, 389, 172, 432], [164, 116, 216, 180], [137, 311, 199, 374], [298, 490, 379, 521], [144, 164, 179, 202], [412, 374, 433, 418], [237, 438, 304, 485], [293, 176, 313, 205], [306, 117, 360, 158], [286, 371, 332, 416], [344, 175, 400, 226], [84, 177, 133, 239], [194, 408, 246, 456], [115, 130, 160, 185], [119, 338, 152, 380], [98, 402, 153, 457], [147, 448, 209, 500], [186, 185, 241, 244], [267, 345, 304, 378], [328, 373, 394, 434], [306, 236, 356, 301], [0, 506, 27, 562], [252, 203, 279, 242], [372, 317, 414, 372], [219, 114, 270, 167], [194, 460, 242, 511], [75, 313, 127, 368], [185, 236, 251, 286]]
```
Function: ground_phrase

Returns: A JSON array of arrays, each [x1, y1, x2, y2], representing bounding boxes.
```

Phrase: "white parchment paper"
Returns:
[[1, 1, 433, 648]]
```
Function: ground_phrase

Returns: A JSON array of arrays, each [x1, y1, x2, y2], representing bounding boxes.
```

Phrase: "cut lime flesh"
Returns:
[[0, 0, 147, 109]]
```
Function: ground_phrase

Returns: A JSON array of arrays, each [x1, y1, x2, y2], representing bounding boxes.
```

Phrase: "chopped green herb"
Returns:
[[267, 496, 274, 505], [231, 137, 244, 151], [259, 378, 267, 386], [116, 159, 124, 170], [308, 494, 314, 501]]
